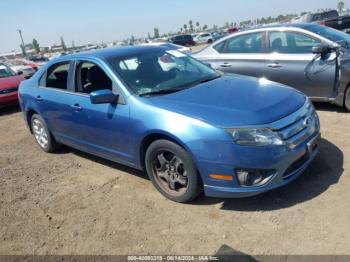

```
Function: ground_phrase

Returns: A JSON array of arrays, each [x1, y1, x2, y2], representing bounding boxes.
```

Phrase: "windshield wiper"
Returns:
[[139, 88, 182, 97], [197, 75, 221, 84]]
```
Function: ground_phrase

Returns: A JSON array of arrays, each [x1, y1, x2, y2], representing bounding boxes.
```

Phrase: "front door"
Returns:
[[264, 30, 337, 98], [70, 61, 133, 165]]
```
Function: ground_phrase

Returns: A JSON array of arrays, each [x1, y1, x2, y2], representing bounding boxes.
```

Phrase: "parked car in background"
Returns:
[[212, 31, 229, 41], [294, 10, 350, 33], [228, 27, 240, 34], [150, 37, 169, 43], [142, 42, 192, 54], [194, 32, 214, 44], [19, 46, 320, 202], [194, 24, 350, 111], [7, 60, 36, 78], [0, 63, 24, 108], [27, 55, 49, 67], [296, 10, 339, 24], [170, 34, 196, 46]]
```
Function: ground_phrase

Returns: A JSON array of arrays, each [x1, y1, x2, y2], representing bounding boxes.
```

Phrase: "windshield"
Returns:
[[108, 49, 219, 96], [306, 24, 350, 44], [0, 64, 17, 78]]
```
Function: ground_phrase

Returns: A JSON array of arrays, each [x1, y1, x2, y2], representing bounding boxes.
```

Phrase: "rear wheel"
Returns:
[[31, 114, 59, 153], [145, 140, 202, 203], [345, 87, 350, 111]]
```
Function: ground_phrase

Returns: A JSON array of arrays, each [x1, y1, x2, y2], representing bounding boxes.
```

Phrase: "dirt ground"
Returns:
[[0, 102, 349, 256]]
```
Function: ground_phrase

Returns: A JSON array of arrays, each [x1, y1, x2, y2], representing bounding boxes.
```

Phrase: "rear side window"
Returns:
[[224, 32, 264, 53], [43, 62, 70, 90], [213, 41, 227, 53]]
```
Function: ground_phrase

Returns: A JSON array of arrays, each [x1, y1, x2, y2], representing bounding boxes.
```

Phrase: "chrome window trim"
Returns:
[[209, 26, 337, 55]]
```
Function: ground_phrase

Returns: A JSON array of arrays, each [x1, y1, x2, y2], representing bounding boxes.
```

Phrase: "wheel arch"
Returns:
[[138, 131, 196, 171], [26, 108, 39, 133]]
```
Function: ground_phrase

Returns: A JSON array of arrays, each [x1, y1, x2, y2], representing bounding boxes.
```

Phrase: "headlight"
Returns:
[[225, 128, 284, 146]]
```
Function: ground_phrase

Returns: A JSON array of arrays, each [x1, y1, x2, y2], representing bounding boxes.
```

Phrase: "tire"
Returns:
[[207, 39, 213, 44], [31, 114, 59, 153], [345, 86, 350, 111], [145, 140, 202, 203]]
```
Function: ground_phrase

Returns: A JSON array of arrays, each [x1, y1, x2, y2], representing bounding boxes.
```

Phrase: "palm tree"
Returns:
[[338, 0, 345, 15], [196, 21, 200, 32], [32, 38, 40, 54], [189, 20, 194, 33], [183, 24, 188, 33]]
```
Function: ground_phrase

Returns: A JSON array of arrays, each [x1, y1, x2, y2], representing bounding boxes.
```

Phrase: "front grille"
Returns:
[[272, 101, 319, 149], [0, 87, 17, 95]]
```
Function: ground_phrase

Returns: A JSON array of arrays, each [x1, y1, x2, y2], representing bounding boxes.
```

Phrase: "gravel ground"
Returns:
[[0, 100, 349, 256]]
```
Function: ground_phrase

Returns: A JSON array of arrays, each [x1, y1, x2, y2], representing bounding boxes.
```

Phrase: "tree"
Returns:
[[154, 28, 160, 38], [130, 34, 135, 44], [147, 32, 151, 39], [195, 21, 200, 31], [20, 44, 26, 57], [203, 24, 208, 31], [71, 40, 75, 49], [60, 36, 67, 51], [189, 20, 194, 33], [183, 24, 188, 33], [32, 38, 40, 54], [338, 0, 345, 15]]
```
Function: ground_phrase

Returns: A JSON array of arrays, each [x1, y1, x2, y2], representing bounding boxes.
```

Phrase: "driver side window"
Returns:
[[75, 62, 112, 94], [269, 31, 321, 54]]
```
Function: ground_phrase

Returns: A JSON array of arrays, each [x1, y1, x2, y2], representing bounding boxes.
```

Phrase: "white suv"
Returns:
[[194, 33, 214, 44]]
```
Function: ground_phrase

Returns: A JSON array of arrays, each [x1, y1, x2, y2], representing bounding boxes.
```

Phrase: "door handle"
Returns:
[[220, 62, 233, 68], [35, 95, 43, 102], [71, 104, 82, 111], [267, 63, 282, 69]]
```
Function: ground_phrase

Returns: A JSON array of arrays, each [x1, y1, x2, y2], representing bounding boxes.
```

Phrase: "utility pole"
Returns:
[[17, 29, 26, 56]]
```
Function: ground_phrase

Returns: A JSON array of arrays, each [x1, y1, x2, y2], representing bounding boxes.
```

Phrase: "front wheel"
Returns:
[[345, 87, 350, 111], [145, 140, 202, 203]]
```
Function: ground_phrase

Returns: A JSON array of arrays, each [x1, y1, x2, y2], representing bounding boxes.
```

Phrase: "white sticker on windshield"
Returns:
[[166, 50, 186, 58]]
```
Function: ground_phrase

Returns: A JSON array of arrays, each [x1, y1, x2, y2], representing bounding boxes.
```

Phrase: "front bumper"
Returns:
[[0, 92, 19, 108], [203, 134, 319, 198], [196, 101, 321, 198]]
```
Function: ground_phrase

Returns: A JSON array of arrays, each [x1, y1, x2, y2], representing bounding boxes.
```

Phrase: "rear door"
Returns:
[[264, 30, 337, 98], [35, 61, 80, 141], [205, 31, 266, 78]]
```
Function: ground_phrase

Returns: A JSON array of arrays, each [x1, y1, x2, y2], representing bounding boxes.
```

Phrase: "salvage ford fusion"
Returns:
[[19, 46, 320, 202]]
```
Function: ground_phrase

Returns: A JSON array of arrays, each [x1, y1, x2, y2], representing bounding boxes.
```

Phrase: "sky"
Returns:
[[1, 0, 349, 53]]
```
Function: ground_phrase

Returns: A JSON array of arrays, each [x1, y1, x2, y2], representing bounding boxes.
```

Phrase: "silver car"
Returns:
[[194, 24, 350, 111]]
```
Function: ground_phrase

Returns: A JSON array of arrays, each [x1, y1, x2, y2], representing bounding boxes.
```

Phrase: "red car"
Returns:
[[0, 63, 25, 108]]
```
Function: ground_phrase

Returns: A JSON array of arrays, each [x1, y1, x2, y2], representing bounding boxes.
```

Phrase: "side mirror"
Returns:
[[90, 89, 118, 104], [17, 70, 23, 75], [312, 44, 331, 55]]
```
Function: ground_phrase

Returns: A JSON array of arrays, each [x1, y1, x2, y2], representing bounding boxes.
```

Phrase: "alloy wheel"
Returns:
[[32, 119, 49, 149], [152, 150, 189, 196]]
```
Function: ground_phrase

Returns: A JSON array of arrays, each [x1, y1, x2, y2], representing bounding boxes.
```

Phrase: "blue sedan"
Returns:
[[19, 46, 320, 202]]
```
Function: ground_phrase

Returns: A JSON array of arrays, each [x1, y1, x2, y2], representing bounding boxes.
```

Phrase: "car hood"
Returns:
[[0, 75, 24, 89], [147, 75, 306, 127]]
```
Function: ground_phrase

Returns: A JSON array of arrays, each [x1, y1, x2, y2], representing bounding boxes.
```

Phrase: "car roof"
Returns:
[[250, 23, 319, 31], [57, 45, 167, 61]]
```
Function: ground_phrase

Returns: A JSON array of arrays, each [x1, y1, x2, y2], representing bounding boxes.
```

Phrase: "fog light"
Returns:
[[235, 169, 275, 187]]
